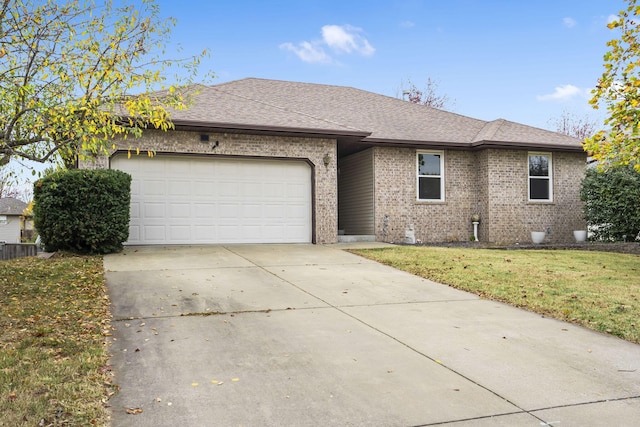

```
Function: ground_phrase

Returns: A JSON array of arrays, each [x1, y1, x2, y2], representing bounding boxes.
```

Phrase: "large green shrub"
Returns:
[[580, 166, 640, 241], [33, 169, 131, 254]]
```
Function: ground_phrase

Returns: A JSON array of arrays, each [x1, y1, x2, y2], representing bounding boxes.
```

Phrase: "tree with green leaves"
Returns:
[[0, 0, 209, 169], [587, 0, 640, 171]]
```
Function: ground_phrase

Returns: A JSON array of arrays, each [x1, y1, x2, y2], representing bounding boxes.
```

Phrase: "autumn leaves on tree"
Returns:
[[0, 0, 209, 168], [587, 0, 640, 171]]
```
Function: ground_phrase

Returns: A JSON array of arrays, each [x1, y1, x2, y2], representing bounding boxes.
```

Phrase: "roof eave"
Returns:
[[471, 140, 586, 153], [363, 137, 471, 150], [171, 119, 371, 140]]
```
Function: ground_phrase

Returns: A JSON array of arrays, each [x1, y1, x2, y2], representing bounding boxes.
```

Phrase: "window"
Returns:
[[528, 152, 552, 201], [0, 215, 6, 225], [417, 151, 444, 201]]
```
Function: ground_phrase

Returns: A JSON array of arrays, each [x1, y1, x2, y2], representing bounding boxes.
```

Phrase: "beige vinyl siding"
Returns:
[[338, 149, 374, 235]]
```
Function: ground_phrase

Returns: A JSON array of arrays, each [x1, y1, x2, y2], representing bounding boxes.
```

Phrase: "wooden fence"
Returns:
[[0, 243, 38, 261]]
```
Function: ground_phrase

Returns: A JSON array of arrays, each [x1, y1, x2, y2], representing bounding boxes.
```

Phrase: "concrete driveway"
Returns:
[[104, 244, 640, 426]]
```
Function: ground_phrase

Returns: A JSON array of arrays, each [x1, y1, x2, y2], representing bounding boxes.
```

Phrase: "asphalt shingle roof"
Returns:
[[0, 197, 27, 215], [166, 78, 583, 151]]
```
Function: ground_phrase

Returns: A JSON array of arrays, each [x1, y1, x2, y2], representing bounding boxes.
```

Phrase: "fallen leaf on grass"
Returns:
[[98, 365, 112, 374]]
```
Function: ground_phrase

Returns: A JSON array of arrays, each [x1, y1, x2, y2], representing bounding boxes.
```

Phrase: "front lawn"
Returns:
[[350, 246, 640, 344], [0, 254, 112, 426]]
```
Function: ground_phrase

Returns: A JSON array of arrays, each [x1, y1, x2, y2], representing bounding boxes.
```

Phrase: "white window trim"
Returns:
[[528, 152, 553, 202], [417, 150, 445, 202]]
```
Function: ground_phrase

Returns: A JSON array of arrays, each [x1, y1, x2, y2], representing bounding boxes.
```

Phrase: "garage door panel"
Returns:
[[128, 225, 140, 242], [142, 180, 166, 196], [286, 204, 310, 219], [166, 159, 192, 174], [219, 181, 240, 197], [170, 226, 191, 241], [218, 203, 240, 219], [240, 203, 261, 218], [218, 225, 240, 240], [194, 182, 216, 196], [243, 183, 264, 198], [143, 225, 167, 242], [169, 203, 191, 218], [194, 203, 217, 218], [169, 180, 191, 197], [143, 203, 166, 219], [144, 158, 169, 174], [261, 225, 284, 239], [286, 182, 308, 197], [112, 155, 312, 244], [130, 180, 141, 197], [130, 202, 140, 218]]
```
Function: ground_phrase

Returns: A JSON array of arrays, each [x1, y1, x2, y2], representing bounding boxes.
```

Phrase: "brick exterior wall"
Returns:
[[483, 150, 587, 244], [373, 147, 478, 243], [80, 129, 587, 245], [373, 147, 587, 244], [79, 129, 339, 244]]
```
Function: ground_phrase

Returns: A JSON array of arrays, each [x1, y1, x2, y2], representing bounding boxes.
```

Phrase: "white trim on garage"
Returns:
[[111, 154, 312, 245]]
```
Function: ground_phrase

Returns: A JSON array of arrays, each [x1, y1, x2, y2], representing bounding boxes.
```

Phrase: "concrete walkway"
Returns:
[[104, 244, 640, 426]]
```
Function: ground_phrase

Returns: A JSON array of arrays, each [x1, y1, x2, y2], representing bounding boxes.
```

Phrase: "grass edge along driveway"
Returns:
[[0, 254, 112, 427], [350, 246, 640, 344]]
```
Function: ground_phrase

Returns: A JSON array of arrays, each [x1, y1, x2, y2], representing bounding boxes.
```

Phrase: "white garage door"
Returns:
[[111, 154, 312, 245]]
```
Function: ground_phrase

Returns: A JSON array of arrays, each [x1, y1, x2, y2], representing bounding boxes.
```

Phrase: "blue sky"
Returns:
[[159, 0, 623, 131], [4, 0, 626, 191]]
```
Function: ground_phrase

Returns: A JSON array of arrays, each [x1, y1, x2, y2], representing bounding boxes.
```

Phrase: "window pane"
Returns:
[[418, 154, 441, 176], [419, 177, 441, 200], [530, 178, 549, 200], [529, 155, 549, 177]]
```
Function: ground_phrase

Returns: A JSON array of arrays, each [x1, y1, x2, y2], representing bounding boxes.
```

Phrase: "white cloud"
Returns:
[[321, 25, 375, 56], [537, 84, 587, 101], [280, 24, 375, 64], [607, 14, 619, 24], [563, 17, 577, 28], [279, 41, 331, 64]]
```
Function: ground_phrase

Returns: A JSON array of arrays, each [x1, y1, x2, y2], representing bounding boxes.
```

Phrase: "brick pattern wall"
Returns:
[[373, 147, 587, 244], [475, 149, 490, 241], [484, 150, 587, 244], [79, 129, 339, 244], [373, 147, 478, 243]]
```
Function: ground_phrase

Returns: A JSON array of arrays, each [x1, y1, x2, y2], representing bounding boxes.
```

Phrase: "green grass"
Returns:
[[350, 246, 640, 344], [0, 254, 112, 427]]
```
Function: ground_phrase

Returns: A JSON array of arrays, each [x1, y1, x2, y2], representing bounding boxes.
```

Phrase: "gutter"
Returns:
[[171, 119, 372, 141]]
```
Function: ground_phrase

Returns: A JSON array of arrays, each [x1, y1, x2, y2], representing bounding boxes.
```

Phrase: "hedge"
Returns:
[[33, 169, 132, 254], [580, 165, 640, 241]]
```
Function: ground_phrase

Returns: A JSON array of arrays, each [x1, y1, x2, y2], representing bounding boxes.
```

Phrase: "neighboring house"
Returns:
[[80, 78, 587, 245], [0, 197, 28, 243]]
